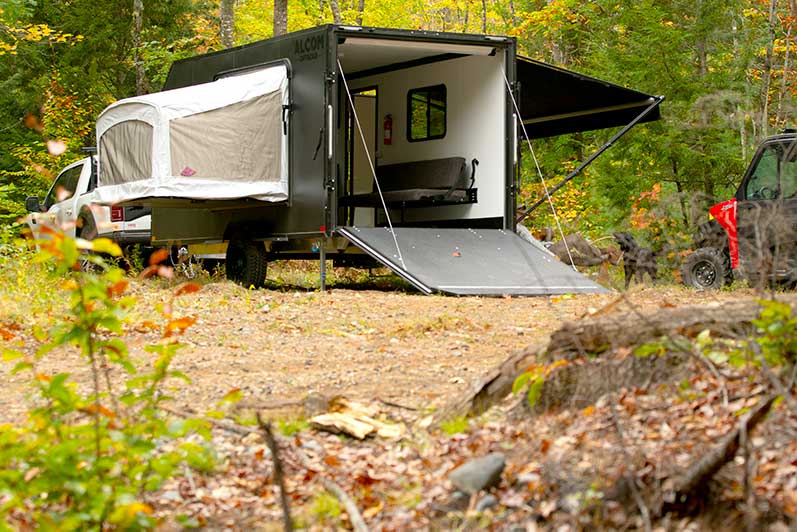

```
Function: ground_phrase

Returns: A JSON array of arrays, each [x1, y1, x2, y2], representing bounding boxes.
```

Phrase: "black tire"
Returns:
[[681, 247, 731, 290], [225, 239, 267, 288], [77, 211, 98, 240]]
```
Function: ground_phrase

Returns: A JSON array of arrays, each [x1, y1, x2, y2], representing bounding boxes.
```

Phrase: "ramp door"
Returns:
[[338, 227, 608, 296]]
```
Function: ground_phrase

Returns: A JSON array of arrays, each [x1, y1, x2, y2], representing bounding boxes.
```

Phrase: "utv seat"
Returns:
[[340, 157, 478, 215]]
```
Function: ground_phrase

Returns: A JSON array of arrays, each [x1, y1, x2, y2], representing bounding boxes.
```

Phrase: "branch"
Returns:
[[662, 394, 777, 513], [257, 413, 293, 532], [320, 477, 369, 532]]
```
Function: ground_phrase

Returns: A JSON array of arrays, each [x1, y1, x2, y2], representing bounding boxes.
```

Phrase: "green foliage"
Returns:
[[635, 299, 797, 386], [278, 417, 310, 436], [0, 229, 213, 529], [440, 415, 469, 435], [310, 490, 342, 521], [513, 360, 568, 408]]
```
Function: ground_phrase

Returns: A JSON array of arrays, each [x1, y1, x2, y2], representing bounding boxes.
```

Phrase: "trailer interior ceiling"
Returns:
[[337, 37, 496, 74]]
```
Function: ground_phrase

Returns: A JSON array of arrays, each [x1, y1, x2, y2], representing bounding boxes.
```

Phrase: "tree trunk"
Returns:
[[329, 0, 342, 24], [274, 0, 288, 36], [776, 22, 793, 129], [220, 0, 235, 48], [481, 0, 487, 33], [760, 0, 778, 138], [355, 0, 364, 26], [132, 0, 147, 96]]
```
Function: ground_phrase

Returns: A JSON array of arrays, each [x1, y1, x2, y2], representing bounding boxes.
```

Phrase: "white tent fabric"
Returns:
[[93, 65, 289, 203]]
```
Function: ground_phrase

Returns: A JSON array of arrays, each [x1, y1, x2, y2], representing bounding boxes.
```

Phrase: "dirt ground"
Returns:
[[4, 269, 796, 529], [0, 274, 752, 424]]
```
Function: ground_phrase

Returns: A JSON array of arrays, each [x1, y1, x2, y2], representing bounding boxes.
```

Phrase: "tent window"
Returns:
[[169, 91, 283, 182], [407, 84, 446, 142], [99, 120, 153, 185]]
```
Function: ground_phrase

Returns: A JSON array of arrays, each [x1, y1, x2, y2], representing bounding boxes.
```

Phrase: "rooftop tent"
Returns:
[[516, 56, 660, 139], [93, 64, 290, 205]]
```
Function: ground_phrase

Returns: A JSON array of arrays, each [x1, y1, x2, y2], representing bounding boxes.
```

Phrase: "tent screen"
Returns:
[[99, 120, 153, 185], [169, 91, 283, 182]]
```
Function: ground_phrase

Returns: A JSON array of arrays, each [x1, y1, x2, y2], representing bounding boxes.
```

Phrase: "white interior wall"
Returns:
[[352, 94, 376, 226], [349, 52, 506, 222]]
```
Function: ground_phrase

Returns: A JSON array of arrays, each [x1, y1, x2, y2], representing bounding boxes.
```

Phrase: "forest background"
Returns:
[[1, 0, 795, 252]]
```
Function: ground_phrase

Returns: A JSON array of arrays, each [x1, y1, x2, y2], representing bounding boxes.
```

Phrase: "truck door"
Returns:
[[28, 159, 88, 239], [735, 139, 797, 277]]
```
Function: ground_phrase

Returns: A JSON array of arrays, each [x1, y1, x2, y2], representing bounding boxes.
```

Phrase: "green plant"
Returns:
[[310, 491, 341, 521], [0, 231, 213, 529], [278, 417, 309, 436], [439, 415, 469, 435], [512, 360, 569, 408]]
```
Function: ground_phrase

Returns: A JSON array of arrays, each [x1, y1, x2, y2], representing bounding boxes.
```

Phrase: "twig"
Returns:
[[160, 405, 258, 436], [257, 413, 293, 532], [750, 343, 797, 413], [377, 397, 418, 411], [320, 477, 369, 532], [608, 399, 652, 532]]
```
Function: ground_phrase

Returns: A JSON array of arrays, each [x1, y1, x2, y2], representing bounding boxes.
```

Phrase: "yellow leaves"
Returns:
[[0, 21, 80, 55]]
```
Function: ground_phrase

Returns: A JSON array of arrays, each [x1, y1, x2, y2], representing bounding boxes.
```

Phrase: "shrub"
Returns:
[[0, 229, 213, 529]]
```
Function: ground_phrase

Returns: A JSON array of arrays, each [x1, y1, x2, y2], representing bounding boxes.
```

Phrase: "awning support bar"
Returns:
[[515, 95, 664, 225]]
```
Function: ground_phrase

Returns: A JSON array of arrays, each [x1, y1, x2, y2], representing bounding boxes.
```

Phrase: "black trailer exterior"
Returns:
[[134, 25, 660, 295]]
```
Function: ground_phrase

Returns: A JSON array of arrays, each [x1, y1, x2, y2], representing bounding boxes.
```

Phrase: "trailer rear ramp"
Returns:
[[338, 227, 609, 296]]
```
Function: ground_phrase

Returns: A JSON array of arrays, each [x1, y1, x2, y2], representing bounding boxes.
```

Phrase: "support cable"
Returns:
[[502, 71, 576, 270], [337, 59, 406, 270]]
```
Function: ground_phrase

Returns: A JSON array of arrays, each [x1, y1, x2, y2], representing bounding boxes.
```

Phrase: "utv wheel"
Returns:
[[226, 239, 267, 288], [682, 247, 731, 290]]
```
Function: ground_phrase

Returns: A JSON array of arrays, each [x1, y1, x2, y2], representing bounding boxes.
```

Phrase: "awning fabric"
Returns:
[[93, 65, 289, 204], [517, 56, 661, 138]]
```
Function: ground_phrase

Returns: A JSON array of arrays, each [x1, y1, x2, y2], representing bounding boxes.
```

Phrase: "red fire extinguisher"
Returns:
[[383, 114, 393, 145]]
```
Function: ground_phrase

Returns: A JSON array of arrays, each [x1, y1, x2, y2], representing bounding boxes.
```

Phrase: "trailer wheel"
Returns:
[[682, 247, 731, 290], [226, 239, 267, 288]]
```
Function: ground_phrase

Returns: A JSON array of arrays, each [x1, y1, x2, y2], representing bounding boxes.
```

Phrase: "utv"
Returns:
[[682, 129, 797, 289]]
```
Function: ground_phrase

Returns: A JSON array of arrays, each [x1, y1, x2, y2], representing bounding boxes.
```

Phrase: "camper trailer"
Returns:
[[92, 25, 661, 295]]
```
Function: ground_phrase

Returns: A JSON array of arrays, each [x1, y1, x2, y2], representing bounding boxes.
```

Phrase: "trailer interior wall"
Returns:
[[346, 52, 507, 224]]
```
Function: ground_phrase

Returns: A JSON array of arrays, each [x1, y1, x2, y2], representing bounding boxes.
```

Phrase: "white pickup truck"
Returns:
[[25, 155, 151, 247]]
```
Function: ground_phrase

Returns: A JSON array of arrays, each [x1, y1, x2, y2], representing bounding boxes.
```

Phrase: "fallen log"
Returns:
[[437, 295, 797, 423], [659, 393, 778, 515]]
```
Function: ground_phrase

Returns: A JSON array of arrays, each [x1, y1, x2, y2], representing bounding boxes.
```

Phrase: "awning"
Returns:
[[517, 56, 661, 139]]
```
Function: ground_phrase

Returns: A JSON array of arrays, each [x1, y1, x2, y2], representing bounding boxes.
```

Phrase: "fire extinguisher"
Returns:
[[383, 114, 393, 145]]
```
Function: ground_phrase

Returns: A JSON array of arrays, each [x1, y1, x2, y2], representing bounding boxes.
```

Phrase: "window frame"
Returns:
[[406, 84, 447, 143]]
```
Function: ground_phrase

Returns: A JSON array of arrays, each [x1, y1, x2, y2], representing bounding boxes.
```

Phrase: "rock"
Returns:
[[515, 472, 541, 487], [448, 452, 506, 495], [301, 440, 323, 453], [448, 490, 470, 511], [475, 494, 498, 512]]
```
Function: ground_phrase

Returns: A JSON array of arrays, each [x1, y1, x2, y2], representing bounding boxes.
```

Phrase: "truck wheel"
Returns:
[[682, 247, 731, 290], [77, 211, 98, 240], [226, 239, 267, 288]]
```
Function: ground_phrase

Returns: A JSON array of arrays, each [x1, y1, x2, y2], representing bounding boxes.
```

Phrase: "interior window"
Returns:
[[745, 147, 780, 200], [43, 164, 83, 210], [407, 84, 446, 142]]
